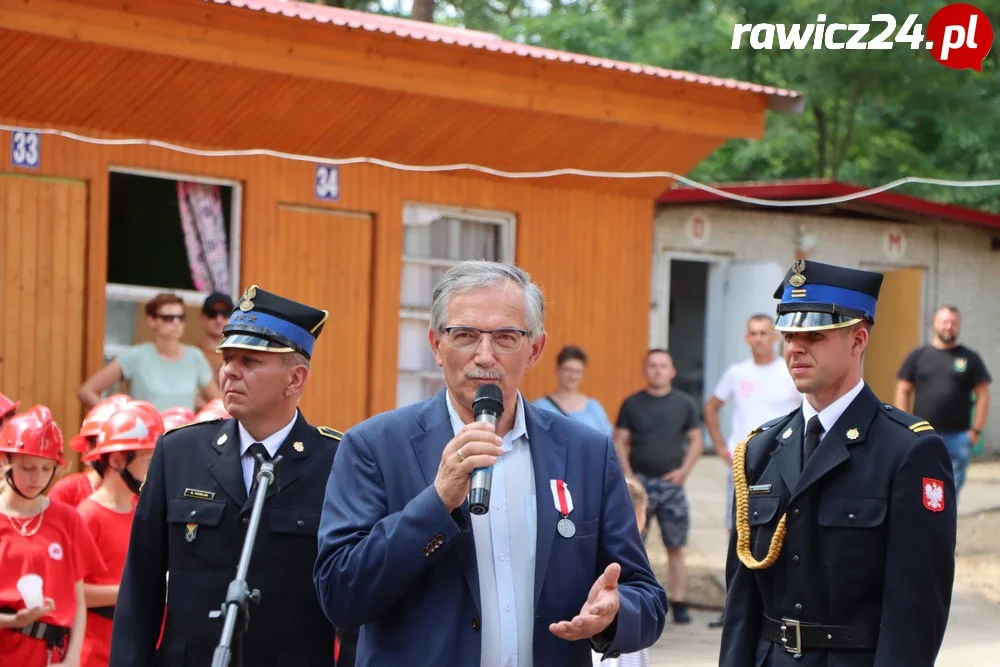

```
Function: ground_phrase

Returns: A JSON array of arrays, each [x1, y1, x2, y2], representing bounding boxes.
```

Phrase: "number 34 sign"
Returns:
[[315, 164, 339, 201], [10, 130, 40, 169]]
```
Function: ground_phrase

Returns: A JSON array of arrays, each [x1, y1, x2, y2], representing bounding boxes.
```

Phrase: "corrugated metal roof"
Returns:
[[657, 179, 1000, 229], [209, 0, 802, 104]]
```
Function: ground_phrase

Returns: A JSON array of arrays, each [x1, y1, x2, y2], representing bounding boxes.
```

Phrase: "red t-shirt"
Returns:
[[48, 473, 95, 508], [0, 500, 106, 628], [77, 498, 134, 585], [77, 497, 135, 667]]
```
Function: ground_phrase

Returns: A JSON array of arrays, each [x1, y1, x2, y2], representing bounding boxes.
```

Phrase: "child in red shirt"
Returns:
[[78, 401, 165, 667], [0, 405, 106, 667], [49, 395, 131, 509]]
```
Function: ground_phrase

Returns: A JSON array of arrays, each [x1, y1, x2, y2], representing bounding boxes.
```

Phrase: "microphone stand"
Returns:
[[209, 454, 282, 667]]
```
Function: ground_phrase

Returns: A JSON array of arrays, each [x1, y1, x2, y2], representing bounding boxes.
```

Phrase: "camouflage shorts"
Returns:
[[636, 475, 690, 549]]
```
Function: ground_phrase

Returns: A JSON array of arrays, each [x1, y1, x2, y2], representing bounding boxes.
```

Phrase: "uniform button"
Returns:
[[752, 511, 758, 519], [472, 617, 481, 631], [241, 517, 249, 525], [792, 508, 800, 519], [792, 555, 800, 565], [190, 510, 197, 517], [296, 520, 305, 528], [795, 603, 803, 612], [505, 603, 512, 611], [505, 659, 512, 667], [848, 513, 856, 522]]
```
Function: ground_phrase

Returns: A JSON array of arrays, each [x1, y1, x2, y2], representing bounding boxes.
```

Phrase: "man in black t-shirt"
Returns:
[[614, 349, 703, 625], [895, 305, 992, 495]]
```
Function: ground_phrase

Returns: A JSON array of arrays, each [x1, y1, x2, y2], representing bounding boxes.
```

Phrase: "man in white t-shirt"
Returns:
[[703, 313, 801, 627]]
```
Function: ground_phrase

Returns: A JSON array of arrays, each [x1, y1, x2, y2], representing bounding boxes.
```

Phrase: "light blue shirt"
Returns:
[[446, 391, 536, 667], [534, 396, 613, 437]]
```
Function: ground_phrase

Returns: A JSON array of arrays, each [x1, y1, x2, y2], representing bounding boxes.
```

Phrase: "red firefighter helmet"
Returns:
[[83, 400, 165, 462], [196, 399, 230, 423], [0, 391, 19, 424], [0, 405, 65, 465], [69, 393, 132, 453], [161, 407, 196, 432]]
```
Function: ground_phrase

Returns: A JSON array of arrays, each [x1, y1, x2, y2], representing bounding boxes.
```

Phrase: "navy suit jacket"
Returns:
[[314, 391, 666, 666]]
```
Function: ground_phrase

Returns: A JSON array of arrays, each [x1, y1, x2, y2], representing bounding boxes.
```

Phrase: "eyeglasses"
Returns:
[[157, 313, 186, 323], [440, 326, 530, 353], [205, 310, 230, 319]]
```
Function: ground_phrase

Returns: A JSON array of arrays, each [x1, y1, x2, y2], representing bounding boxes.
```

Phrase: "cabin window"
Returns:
[[396, 203, 516, 407], [104, 169, 242, 364]]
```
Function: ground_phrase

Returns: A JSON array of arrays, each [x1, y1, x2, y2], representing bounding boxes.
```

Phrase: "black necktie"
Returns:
[[248, 442, 270, 495], [803, 416, 823, 467]]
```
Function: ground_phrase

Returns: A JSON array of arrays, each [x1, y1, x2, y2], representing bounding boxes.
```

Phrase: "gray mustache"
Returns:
[[466, 369, 503, 380]]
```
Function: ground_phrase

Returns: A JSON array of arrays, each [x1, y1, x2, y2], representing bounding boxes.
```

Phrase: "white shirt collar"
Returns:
[[802, 379, 865, 436], [238, 410, 299, 458], [444, 390, 528, 450]]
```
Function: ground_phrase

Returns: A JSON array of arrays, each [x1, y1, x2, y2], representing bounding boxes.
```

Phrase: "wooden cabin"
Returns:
[[0, 0, 799, 461]]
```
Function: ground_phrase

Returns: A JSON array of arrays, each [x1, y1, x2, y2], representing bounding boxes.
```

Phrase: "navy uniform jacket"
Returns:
[[110, 412, 343, 667], [720, 384, 956, 667]]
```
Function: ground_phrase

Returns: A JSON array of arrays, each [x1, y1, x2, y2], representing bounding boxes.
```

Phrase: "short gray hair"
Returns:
[[430, 261, 545, 336], [282, 351, 311, 370]]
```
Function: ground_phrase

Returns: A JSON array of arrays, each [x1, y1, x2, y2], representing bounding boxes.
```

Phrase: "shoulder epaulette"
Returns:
[[880, 404, 936, 434], [748, 412, 793, 440], [317, 426, 343, 441], [164, 418, 222, 435]]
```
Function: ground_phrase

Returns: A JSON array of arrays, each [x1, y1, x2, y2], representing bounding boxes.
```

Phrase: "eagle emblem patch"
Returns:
[[922, 478, 945, 513]]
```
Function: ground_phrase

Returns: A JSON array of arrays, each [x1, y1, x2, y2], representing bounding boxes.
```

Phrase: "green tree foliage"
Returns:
[[299, 0, 1000, 211]]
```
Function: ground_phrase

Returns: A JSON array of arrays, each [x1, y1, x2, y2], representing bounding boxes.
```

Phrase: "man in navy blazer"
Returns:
[[314, 260, 667, 666]]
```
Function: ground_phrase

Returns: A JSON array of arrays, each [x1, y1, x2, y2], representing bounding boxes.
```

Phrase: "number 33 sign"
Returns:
[[11, 130, 40, 169]]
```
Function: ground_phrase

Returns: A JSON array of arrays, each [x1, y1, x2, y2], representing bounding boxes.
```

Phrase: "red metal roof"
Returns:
[[656, 179, 1000, 230], [209, 0, 801, 106]]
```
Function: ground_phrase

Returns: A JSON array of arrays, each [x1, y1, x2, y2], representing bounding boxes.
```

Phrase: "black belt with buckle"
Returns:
[[763, 615, 878, 654], [0, 607, 71, 648]]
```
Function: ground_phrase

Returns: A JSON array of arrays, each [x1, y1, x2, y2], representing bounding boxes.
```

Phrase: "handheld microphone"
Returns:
[[470, 383, 504, 515]]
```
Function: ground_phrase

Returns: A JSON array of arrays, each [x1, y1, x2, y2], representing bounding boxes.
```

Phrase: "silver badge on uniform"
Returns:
[[748, 484, 772, 495]]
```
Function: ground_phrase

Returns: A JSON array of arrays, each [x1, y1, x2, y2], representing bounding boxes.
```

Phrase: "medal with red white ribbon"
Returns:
[[550, 479, 576, 538]]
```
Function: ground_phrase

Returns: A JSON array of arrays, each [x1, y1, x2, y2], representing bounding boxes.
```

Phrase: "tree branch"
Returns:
[[812, 104, 828, 178], [831, 75, 865, 179]]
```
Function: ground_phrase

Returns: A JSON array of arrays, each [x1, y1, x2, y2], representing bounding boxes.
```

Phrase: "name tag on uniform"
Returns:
[[748, 484, 772, 495], [183, 488, 216, 501]]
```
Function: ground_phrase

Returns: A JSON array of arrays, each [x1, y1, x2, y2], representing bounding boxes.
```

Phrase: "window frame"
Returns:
[[396, 201, 517, 407], [103, 167, 243, 360]]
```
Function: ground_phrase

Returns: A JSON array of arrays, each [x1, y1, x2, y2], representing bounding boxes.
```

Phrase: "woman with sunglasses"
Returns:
[[78, 293, 222, 412]]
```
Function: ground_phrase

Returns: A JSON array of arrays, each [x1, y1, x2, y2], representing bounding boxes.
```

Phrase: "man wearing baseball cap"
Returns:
[[199, 292, 235, 390]]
